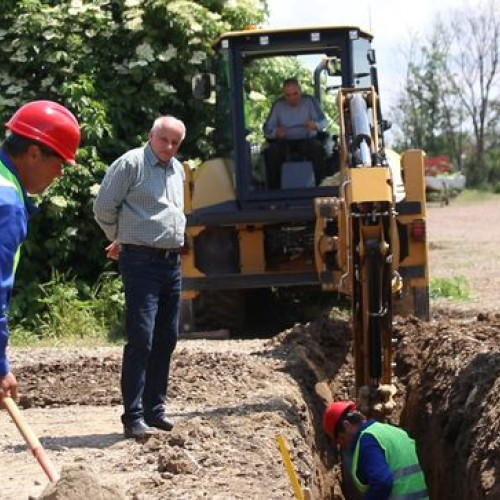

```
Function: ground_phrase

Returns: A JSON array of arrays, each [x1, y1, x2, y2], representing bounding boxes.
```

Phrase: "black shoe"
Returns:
[[145, 415, 174, 432], [123, 420, 154, 439]]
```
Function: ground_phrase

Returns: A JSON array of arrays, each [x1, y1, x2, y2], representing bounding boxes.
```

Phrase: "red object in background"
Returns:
[[424, 155, 452, 176]]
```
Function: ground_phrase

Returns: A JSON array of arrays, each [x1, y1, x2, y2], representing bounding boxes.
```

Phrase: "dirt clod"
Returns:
[[37, 464, 125, 500]]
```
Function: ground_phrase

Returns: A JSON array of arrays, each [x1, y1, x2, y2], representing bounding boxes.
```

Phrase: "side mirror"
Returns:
[[192, 73, 213, 100], [367, 49, 376, 65]]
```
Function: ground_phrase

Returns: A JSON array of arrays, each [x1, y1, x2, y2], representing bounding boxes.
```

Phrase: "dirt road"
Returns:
[[1, 195, 500, 499]]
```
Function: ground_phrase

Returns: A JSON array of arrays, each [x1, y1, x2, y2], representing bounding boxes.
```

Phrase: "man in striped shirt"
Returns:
[[93, 115, 186, 439]]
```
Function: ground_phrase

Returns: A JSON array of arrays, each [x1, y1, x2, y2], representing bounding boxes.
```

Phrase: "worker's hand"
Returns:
[[276, 125, 286, 139], [304, 119, 317, 132], [0, 372, 18, 409], [105, 241, 120, 261]]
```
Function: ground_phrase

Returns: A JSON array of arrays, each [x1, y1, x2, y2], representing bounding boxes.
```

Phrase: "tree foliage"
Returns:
[[392, 0, 500, 187], [0, 0, 268, 324]]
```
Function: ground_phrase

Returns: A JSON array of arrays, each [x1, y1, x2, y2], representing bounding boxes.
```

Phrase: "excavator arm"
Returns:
[[315, 88, 400, 416]]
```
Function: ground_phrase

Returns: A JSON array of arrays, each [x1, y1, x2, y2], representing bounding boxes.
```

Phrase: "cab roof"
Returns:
[[215, 25, 373, 45]]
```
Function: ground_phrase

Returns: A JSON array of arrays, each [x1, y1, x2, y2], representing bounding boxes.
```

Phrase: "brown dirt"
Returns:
[[1, 194, 500, 500]]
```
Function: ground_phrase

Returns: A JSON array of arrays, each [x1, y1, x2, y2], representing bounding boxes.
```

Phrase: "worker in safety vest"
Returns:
[[323, 401, 429, 499], [0, 101, 80, 407]]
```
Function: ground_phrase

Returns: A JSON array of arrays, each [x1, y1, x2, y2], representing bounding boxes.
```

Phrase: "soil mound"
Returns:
[[37, 464, 124, 500]]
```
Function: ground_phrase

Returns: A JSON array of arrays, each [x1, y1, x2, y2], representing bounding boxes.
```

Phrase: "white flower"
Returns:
[[6, 85, 24, 95], [41, 77, 55, 88], [158, 45, 177, 62], [10, 51, 27, 63], [125, 0, 142, 6], [189, 51, 206, 65], [0, 97, 17, 106], [42, 31, 57, 40], [50, 196, 68, 208], [128, 60, 148, 69], [249, 91, 266, 101], [113, 63, 129, 75], [68, 0, 84, 15], [153, 82, 176, 95], [136, 43, 154, 62], [125, 13, 143, 31], [89, 184, 100, 197]]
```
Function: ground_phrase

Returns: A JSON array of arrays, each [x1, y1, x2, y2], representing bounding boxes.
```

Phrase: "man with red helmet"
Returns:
[[0, 101, 81, 407], [323, 401, 428, 499]]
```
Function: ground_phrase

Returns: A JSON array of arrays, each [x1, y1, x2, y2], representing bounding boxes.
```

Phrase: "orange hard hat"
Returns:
[[323, 401, 356, 442], [6, 100, 81, 164]]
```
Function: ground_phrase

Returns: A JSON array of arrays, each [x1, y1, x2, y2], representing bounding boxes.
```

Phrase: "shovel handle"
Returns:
[[3, 397, 59, 483]]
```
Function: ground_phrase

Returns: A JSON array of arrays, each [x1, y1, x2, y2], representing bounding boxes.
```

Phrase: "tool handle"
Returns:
[[276, 434, 304, 500], [3, 397, 59, 483]]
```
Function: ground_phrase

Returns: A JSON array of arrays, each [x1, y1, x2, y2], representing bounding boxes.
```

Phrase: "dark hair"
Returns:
[[3, 132, 62, 159], [283, 77, 300, 88], [334, 410, 364, 438]]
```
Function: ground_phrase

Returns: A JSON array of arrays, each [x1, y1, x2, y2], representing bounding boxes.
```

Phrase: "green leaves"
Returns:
[[2, 0, 268, 335]]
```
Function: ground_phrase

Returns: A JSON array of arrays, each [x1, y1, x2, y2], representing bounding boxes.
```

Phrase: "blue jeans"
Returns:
[[118, 245, 181, 426]]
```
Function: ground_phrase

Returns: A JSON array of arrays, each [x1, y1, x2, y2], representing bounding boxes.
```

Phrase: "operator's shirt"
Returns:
[[263, 94, 328, 140], [351, 419, 393, 500], [0, 150, 36, 377], [93, 142, 186, 249]]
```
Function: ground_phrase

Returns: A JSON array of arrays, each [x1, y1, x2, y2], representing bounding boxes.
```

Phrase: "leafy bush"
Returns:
[[0, 0, 267, 332], [10, 269, 125, 346]]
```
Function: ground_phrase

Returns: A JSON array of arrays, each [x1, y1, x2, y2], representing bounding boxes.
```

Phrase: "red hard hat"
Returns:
[[6, 100, 81, 164], [323, 401, 356, 442]]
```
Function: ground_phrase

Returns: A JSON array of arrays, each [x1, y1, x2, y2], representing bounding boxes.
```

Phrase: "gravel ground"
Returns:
[[1, 194, 500, 499]]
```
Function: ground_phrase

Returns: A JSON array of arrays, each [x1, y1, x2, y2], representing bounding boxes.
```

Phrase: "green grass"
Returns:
[[430, 276, 471, 301], [454, 189, 500, 203]]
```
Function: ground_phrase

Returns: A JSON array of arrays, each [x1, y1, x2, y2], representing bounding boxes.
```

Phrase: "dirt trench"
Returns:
[[2, 196, 500, 499], [2, 309, 500, 499]]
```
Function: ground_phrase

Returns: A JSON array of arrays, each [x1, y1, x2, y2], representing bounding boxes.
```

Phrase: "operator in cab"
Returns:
[[323, 401, 429, 500], [263, 77, 327, 189]]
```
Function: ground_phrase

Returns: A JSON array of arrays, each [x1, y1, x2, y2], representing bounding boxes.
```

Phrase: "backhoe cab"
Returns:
[[183, 26, 429, 416]]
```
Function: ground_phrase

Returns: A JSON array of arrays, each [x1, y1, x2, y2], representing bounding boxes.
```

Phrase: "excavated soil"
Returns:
[[1, 195, 500, 499]]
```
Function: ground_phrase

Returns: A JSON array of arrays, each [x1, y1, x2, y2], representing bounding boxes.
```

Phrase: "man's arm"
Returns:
[[93, 157, 134, 241], [0, 199, 23, 403], [263, 100, 282, 139], [357, 433, 393, 500]]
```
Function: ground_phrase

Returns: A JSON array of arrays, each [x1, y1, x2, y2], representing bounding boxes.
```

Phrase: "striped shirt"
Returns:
[[93, 143, 186, 249]]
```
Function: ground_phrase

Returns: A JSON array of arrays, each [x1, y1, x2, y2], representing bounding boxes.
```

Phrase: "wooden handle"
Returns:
[[4, 397, 42, 448], [3, 397, 59, 483]]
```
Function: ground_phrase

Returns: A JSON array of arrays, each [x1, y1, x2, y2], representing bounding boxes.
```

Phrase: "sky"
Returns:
[[265, 0, 461, 113]]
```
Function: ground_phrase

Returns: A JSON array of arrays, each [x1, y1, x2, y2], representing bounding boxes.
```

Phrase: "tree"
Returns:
[[392, 25, 466, 166], [0, 0, 268, 325], [392, 1, 500, 186], [448, 0, 500, 184]]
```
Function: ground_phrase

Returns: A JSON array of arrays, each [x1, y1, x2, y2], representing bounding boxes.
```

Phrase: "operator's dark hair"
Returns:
[[334, 410, 365, 437], [282, 77, 301, 89], [2, 132, 61, 159]]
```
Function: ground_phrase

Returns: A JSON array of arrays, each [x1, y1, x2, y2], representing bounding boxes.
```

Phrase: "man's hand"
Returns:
[[304, 119, 317, 132], [105, 241, 121, 261], [0, 372, 18, 409], [276, 125, 286, 139]]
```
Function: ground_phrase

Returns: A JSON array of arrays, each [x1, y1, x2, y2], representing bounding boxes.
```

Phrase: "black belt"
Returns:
[[121, 244, 180, 258]]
